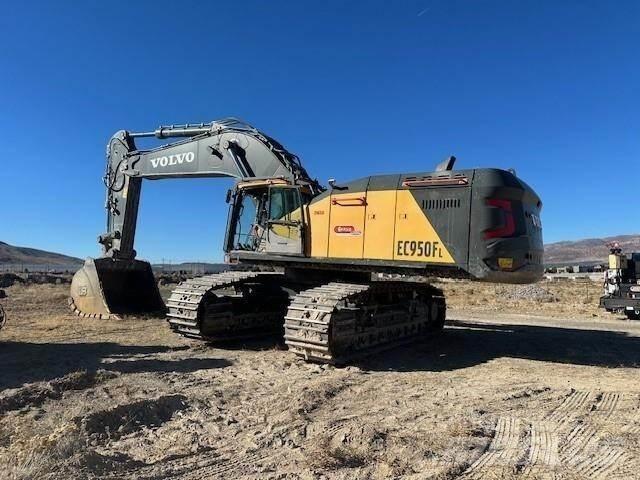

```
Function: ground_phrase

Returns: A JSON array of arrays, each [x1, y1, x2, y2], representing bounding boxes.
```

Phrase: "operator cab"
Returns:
[[225, 179, 310, 256]]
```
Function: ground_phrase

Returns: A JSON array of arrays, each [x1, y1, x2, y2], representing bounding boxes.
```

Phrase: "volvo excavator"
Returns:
[[70, 118, 544, 363]]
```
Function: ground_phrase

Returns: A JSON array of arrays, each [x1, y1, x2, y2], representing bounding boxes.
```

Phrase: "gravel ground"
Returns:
[[1, 283, 639, 479]]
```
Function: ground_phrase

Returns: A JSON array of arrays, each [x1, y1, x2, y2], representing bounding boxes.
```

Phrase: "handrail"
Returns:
[[331, 197, 367, 207]]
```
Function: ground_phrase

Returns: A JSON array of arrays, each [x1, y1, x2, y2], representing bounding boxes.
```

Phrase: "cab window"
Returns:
[[269, 188, 301, 222]]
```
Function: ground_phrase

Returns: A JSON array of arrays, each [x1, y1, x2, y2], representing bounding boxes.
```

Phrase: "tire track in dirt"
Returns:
[[177, 450, 283, 479], [520, 421, 559, 479], [591, 393, 640, 479], [122, 448, 282, 480], [572, 449, 629, 479], [557, 392, 628, 479], [462, 417, 522, 479], [513, 389, 593, 478], [463, 390, 590, 479], [559, 392, 621, 468], [544, 390, 593, 428], [463, 390, 634, 479], [621, 394, 640, 434], [623, 422, 640, 434], [592, 392, 621, 420], [560, 423, 600, 467], [609, 454, 640, 480]]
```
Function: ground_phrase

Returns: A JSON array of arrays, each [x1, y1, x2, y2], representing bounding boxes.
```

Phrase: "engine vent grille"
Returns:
[[422, 198, 461, 210]]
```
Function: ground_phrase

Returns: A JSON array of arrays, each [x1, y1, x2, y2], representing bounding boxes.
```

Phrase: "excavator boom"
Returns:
[[70, 118, 322, 317], [101, 118, 321, 259]]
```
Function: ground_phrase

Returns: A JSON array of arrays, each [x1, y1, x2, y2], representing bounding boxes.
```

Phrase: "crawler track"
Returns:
[[166, 271, 288, 341], [283, 281, 445, 363], [168, 275, 446, 362]]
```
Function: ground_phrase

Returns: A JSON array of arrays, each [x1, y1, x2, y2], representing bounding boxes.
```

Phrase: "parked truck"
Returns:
[[600, 243, 640, 320]]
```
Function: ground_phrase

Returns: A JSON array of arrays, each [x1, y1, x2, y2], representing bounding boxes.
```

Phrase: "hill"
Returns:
[[3, 234, 640, 270], [152, 262, 227, 273], [544, 234, 640, 265], [0, 241, 82, 267]]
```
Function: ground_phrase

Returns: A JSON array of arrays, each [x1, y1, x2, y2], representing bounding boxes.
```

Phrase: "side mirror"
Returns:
[[225, 189, 232, 204]]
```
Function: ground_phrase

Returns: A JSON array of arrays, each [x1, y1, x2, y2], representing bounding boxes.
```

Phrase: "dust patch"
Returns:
[[81, 394, 189, 442], [308, 424, 388, 469], [0, 370, 118, 414]]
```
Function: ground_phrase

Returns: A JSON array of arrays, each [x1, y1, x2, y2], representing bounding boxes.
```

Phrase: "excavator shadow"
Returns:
[[204, 333, 285, 352], [355, 318, 640, 372], [0, 343, 232, 391]]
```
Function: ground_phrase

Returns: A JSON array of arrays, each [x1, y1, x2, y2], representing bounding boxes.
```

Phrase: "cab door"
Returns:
[[265, 186, 304, 255]]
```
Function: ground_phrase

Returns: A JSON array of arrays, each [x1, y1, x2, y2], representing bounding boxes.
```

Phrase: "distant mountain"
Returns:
[[545, 234, 640, 265], [0, 241, 82, 266], [152, 262, 227, 273], [3, 234, 639, 270]]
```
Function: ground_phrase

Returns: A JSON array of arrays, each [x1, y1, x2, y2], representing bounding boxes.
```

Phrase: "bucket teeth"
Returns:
[[68, 296, 118, 320]]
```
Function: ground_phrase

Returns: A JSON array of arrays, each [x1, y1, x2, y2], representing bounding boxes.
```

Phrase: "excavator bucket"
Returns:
[[70, 258, 165, 318]]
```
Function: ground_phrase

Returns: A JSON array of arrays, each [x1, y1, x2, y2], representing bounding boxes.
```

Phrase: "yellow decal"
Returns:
[[394, 190, 455, 263]]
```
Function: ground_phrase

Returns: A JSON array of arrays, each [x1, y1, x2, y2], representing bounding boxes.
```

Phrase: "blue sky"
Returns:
[[1, 1, 638, 263]]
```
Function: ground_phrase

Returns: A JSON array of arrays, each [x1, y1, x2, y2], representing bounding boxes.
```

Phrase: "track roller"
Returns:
[[166, 271, 290, 341], [284, 281, 445, 363]]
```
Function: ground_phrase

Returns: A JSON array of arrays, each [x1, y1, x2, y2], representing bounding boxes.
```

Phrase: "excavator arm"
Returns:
[[71, 118, 322, 318], [102, 118, 322, 259]]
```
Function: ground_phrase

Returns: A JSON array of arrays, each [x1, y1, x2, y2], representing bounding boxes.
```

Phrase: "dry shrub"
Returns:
[[446, 418, 475, 438], [305, 423, 390, 472], [2, 423, 84, 480]]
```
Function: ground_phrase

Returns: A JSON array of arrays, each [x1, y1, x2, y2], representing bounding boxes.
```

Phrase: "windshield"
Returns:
[[233, 193, 259, 249]]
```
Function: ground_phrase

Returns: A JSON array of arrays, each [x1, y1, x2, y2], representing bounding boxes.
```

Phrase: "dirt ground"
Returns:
[[1, 280, 639, 479]]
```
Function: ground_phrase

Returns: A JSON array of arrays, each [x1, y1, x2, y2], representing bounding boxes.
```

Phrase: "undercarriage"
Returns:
[[166, 269, 446, 363]]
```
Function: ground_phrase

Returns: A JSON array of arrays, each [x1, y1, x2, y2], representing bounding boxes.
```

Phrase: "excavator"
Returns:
[[70, 118, 544, 362]]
